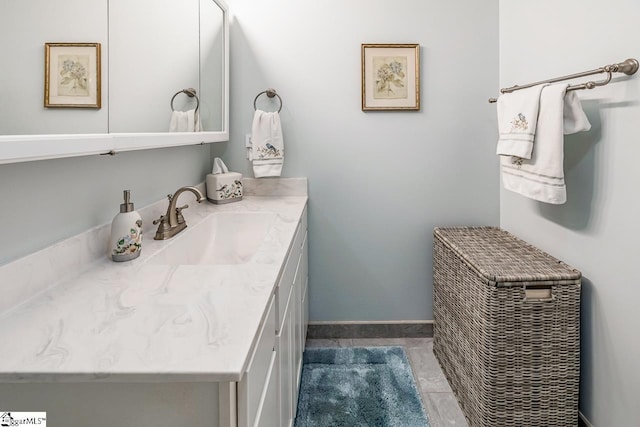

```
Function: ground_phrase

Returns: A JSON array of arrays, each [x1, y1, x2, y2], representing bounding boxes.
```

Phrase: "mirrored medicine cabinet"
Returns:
[[0, 0, 229, 164]]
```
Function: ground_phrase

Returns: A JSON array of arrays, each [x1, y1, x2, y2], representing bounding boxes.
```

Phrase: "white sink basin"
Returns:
[[148, 212, 277, 265]]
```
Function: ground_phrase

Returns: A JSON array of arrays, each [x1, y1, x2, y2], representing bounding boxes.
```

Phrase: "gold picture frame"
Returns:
[[44, 42, 101, 108], [361, 43, 420, 111]]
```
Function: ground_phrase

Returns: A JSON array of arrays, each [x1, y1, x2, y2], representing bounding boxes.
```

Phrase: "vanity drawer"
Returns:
[[301, 231, 308, 299], [301, 205, 307, 240], [238, 296, 276, 427]]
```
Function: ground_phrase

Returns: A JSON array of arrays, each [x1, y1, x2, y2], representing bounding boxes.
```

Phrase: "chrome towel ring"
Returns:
[[171, 88, 200, 113], [253, 88, 282, 113]]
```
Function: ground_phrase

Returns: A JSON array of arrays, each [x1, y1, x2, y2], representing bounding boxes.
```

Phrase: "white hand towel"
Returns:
[[496, 84, 547, 159], [563, 91, 591, 134], [169, 109, 202, 132], [251, 110, 284, 178], [500, 84, 591, 204]]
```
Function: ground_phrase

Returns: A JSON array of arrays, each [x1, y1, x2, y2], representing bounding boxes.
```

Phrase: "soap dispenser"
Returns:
[[110, 190, 143, 262]]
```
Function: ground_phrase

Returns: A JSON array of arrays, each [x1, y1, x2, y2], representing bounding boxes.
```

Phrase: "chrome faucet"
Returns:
[[153, 186, 206, 240]]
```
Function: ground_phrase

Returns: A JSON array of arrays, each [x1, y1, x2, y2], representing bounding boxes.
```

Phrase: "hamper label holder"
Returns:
[[522, 285, 555, 303]]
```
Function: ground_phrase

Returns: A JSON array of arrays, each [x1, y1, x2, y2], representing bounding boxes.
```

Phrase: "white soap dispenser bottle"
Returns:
[[110, 190, 143, 262]]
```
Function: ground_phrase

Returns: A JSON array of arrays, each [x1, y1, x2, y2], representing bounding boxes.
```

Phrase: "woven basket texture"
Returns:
[[432, 227, 581, 427]]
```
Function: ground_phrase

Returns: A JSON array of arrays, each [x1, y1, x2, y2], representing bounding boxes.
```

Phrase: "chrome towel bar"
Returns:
[[488, 58, 638, 103]]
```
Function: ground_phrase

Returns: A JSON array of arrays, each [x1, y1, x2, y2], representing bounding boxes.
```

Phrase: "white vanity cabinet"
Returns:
[[238, 205, 308, 427], [0, 196, 308, 427]]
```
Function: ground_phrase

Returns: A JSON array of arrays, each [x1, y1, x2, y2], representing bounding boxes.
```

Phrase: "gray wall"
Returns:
[[0, 145, 212, 265], [223, 0, 500, 321], [499, 1, 640, 425]]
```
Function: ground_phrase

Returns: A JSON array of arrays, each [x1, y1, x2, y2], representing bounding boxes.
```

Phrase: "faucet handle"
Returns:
[[175, 205, 189, 224], [153, 214, 171, 240]]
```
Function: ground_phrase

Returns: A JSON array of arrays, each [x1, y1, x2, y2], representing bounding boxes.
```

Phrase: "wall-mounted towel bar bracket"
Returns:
[[254, 88, 283, 113], [488, 58, 638, 103]]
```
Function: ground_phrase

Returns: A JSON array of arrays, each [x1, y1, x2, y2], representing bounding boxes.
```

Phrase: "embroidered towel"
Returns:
[[496, 84, 547, 159], [169, 109, 201, 132], [500, 84, 591, 204], [251, 110, 284, 177]]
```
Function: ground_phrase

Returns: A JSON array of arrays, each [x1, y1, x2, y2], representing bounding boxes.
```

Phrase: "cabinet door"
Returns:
[[293, 226, 308, 415], [238, 297, 276, 427], [292, 256, 304, 403], [302, 275, 309, 349], [299, 209, 308, 353], [255, 351, 279, 427], [278, 286, 294, 427], [301, 231, 309, 349]]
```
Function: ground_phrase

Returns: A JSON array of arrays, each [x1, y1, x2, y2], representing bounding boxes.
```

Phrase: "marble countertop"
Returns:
[[0, 186, 307, 383]]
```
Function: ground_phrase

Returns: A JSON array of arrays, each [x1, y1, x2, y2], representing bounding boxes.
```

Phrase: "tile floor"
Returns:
[[305, 337, 469, 427]]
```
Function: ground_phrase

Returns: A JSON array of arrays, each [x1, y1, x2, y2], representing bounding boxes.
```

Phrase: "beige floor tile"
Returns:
[[422, 392, 469, 427], [403, 337, 434, 348], [406, 345, 453, 393]]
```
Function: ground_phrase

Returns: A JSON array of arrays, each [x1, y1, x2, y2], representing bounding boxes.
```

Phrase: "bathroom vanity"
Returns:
[[0, 179, 308, 427]]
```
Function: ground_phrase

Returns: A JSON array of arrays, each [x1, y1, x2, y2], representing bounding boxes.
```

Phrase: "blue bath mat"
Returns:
[[294, 346, 430, 427]]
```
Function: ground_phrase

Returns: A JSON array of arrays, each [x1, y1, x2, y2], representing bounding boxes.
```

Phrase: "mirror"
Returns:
[[0, 0, 228, 164]]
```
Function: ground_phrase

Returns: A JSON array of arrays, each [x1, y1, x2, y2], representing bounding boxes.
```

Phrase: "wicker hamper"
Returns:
[[432, 227, 581, 427]]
